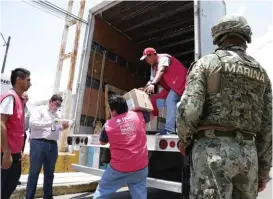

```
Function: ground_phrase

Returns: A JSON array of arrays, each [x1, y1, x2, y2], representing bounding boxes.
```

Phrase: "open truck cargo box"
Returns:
[[71, 0, 226, 193], [75, 0, 226, 134], [97, 1, 196, 65]]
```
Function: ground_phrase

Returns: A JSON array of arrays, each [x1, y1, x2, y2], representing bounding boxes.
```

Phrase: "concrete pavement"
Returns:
[[12, 172, 100, 199], [36, 181, 272, 199], [37, 182, 272, 199], [37, 188, 182, 199]]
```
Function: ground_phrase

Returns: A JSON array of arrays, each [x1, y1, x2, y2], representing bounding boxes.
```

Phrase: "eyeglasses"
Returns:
[[54, 102, 62, 107]]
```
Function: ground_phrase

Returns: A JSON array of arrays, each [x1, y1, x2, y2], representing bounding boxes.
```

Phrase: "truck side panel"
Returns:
[[73, 13, 95, 135], [0, 74, 12, 95], [198, 0, 227, 57]]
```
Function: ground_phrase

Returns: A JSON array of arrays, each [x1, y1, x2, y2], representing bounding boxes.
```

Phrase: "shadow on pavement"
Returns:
[[69, 188, 181, 199]]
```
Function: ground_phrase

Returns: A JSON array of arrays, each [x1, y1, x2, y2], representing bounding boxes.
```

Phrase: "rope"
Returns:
[[93, 50, 106, 128]]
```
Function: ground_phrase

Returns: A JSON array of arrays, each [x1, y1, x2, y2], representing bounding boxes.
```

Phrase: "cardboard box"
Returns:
[[123, 89, 153, 112], [146, 117, 166, 131]]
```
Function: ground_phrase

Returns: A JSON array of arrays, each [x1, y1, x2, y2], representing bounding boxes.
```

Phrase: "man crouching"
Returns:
[[93, 94, 150, 199]]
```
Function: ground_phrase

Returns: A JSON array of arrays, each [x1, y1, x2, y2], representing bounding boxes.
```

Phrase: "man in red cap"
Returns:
[[140, 47, 188, 135]]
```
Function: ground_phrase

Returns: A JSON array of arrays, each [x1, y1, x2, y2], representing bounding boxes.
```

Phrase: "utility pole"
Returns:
[[54, 0, 86, 152], [1, 34, 11, 74]]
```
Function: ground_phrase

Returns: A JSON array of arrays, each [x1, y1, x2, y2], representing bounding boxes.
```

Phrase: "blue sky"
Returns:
[[1, 0, 272, 103]]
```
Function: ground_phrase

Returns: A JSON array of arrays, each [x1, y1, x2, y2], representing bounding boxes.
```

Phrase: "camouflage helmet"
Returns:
[[211, 15, 252, 45]]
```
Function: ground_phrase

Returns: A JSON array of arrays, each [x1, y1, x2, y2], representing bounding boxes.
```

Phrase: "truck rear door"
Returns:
[[195, 0, 226, 59]]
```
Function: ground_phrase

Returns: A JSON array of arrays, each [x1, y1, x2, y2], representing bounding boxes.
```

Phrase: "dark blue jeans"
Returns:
[[156, 90, 181, 132], [26, 139, 58, 199]]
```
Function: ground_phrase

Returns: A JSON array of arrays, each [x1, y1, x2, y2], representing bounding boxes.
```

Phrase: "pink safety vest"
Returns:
[[152, 54, 188, 96], [0, 90, 25, 154], [104, 111, 148, 172]]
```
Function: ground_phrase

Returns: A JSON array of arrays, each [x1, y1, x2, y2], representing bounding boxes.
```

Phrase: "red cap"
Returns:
[[140, 47, 156, 60]]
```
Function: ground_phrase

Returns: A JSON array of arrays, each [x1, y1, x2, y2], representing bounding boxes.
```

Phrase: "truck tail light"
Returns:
[[169, 141, 175, 148], [159, 139, 168, 150], [84, 137, 88, 145], [67, 137, 72, 145]]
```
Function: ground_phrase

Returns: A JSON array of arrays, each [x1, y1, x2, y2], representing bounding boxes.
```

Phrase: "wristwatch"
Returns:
[[149, 81, 156, 86]]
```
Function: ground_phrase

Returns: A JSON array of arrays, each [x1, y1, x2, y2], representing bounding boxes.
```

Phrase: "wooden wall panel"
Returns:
[[81, 17, 149, 119], [93, 17, 141, 62], [87, 52, 146, 91], [81, 88, 105, 119]]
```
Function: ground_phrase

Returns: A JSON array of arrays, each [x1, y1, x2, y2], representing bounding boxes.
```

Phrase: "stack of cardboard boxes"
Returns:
[[146, 98, 167, 132], [123, 87, 167, 132]]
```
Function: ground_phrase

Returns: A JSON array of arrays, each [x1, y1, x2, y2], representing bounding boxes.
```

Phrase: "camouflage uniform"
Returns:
[[176, 15, 272, 199]]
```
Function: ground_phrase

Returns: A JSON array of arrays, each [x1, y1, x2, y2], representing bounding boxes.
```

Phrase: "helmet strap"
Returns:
[[217, 34, 247, 51]]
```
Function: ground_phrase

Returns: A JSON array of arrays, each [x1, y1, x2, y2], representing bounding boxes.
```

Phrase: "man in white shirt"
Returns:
[[25, 94, 69, 199], [22, 92, 30, 152]]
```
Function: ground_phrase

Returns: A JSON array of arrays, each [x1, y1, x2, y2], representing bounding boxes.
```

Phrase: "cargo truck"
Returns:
[[67, 0, 226, 194], [1, 73, 12, 95]]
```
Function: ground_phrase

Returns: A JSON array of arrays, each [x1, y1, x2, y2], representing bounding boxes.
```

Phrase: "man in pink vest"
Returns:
[[140, 47, 188, 135], [93, 95, 149, 199], [1, 68, 31, 199]]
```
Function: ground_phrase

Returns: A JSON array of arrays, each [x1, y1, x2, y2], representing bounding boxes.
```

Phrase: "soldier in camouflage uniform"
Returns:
[[176, 15, 272, 199]]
